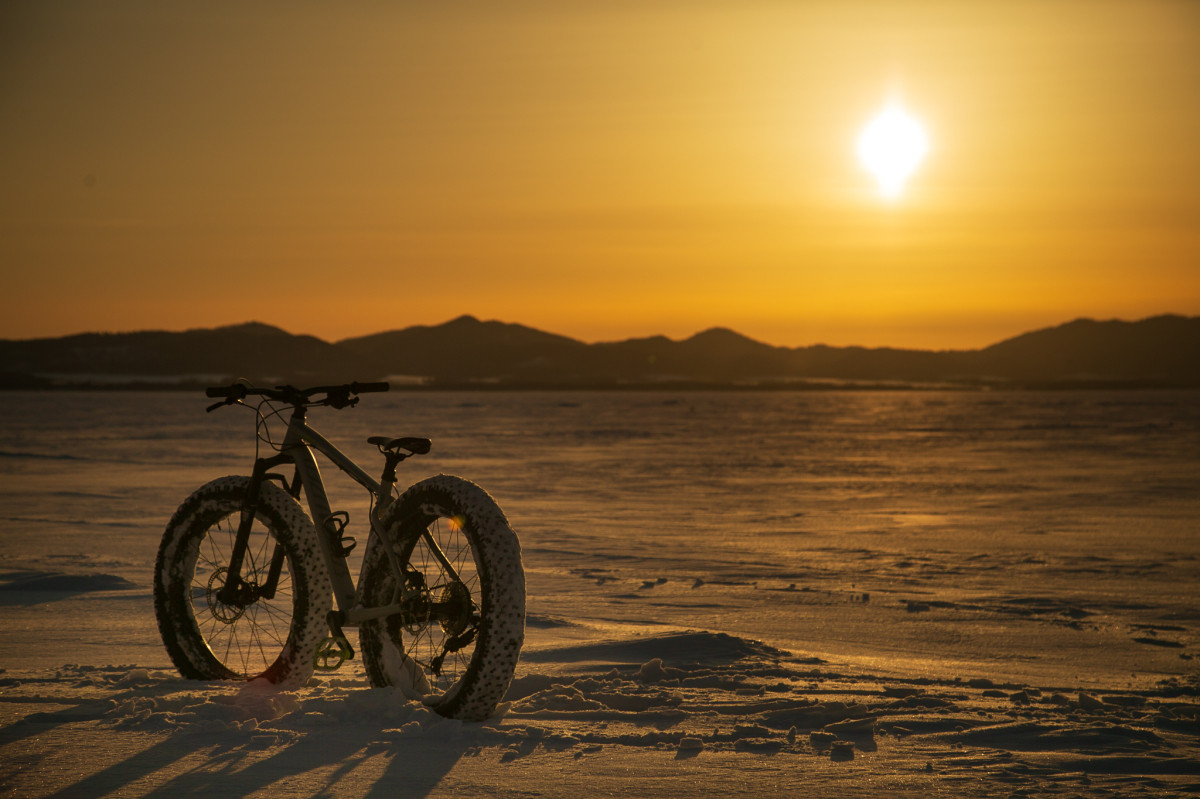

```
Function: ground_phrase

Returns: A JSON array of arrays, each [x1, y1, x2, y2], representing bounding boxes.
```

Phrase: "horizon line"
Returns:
[[2, 311, 1195, 354]]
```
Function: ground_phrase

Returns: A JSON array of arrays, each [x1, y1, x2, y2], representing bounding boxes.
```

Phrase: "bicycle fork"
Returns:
[[214, 448, 356, 672], [215, 453, 293, 610]]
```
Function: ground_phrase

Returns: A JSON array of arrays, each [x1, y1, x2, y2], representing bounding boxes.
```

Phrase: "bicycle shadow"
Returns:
[[45, 726, 470, 799], [0, 680, 182, 751]]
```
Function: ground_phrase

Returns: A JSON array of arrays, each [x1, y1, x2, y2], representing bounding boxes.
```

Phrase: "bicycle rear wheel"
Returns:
[[154, 476, 332, 687], [359, 475, 525, 721]]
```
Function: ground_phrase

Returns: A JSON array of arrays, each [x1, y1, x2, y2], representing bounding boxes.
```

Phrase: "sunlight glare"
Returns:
[[857, 104, 930, 199]]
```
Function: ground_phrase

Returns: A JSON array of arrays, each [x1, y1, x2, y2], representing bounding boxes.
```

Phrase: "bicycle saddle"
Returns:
[[367, 436, 432, 455]]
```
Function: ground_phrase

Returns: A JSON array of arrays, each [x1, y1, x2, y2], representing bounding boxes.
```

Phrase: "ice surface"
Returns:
[[0, 390, 1198, 796]]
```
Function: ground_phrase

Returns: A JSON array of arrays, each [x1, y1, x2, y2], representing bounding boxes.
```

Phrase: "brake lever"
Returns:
[[206, 397, 241, 413]]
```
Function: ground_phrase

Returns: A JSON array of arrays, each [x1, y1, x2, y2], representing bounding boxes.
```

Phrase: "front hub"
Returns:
[[207, 568, 254, 623]]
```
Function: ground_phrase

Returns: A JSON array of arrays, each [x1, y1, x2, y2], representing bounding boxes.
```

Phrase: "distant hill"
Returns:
[[338, 315, 587, 381], [1, 314, 1197, 389], [0, 322, 369, 387], [972, 316, 1200, 383]]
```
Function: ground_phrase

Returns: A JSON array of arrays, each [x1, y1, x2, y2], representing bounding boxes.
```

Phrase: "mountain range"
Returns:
[[1, 314, 1197, 389]]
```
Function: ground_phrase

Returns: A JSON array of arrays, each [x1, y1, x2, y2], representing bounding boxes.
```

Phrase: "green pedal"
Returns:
[[313, 636, 355, 672]]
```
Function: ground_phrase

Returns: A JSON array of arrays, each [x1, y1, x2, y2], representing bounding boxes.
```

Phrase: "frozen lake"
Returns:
[[2, 388, 1197, 682], [2, 388, 1199, 797]]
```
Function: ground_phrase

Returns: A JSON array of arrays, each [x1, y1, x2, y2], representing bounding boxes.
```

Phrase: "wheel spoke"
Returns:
[[391, 514, 480, 690], [188, 511, 298, 678]]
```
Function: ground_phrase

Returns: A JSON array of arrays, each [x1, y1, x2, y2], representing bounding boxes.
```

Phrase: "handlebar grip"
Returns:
[[351, 381, 390, 393]]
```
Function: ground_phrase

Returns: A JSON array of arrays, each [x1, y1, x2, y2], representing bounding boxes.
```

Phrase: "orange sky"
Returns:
[[2, 1, 1198, 349]]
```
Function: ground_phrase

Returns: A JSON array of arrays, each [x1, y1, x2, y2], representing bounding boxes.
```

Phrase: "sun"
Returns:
[[857, 103, 929, 199]]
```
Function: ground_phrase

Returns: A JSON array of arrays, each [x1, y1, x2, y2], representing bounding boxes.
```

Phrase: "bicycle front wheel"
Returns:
[[359, 475, 525, 721], [154, 476, 332, 687]]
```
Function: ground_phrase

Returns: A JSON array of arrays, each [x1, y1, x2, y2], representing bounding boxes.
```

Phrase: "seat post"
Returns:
[[379, 452, 403, 494]]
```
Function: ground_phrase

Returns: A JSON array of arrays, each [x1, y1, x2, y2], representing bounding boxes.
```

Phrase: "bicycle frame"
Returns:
[[288, 413, 388, 613], [220, 400, 433, 633]]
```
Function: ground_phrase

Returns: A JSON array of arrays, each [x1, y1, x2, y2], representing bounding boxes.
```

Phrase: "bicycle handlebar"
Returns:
[[205, 381, 390, 411]]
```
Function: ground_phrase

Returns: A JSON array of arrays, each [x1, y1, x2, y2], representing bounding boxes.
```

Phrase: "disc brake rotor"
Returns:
[[206, 567, 246, 624]]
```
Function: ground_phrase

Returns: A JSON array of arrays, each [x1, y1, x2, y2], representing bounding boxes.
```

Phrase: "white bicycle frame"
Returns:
[[249, 404, 447, 629], [286, 419, 387, 618]]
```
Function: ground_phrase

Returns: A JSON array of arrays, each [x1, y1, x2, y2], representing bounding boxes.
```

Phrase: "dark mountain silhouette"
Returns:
[[789, 344, 973, 383], [0, 322, 369, 386], [972, 315, 1200, 383], [338, 315, 587, 381], [579, 328, 797, 382], [1, 314, 1197, 388]]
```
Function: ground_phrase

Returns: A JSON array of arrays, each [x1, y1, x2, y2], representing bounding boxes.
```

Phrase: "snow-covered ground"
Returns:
[[2, 390, 1198, 797]]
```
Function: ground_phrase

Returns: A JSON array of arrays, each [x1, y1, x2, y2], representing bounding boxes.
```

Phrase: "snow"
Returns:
[[5, 640, 1199, 796], [1, 390, 1199, 796]]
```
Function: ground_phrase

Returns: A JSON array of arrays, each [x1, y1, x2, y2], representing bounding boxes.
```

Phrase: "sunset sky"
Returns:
[[2, 1, 1198, 349]]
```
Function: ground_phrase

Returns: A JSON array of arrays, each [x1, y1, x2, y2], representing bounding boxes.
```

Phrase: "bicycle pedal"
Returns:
[[313, 636, 355, 672]]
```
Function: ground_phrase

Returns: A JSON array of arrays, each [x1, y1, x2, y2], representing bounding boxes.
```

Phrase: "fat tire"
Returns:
[[154, 476, 333, 688], [359, 475, 525, 721]]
